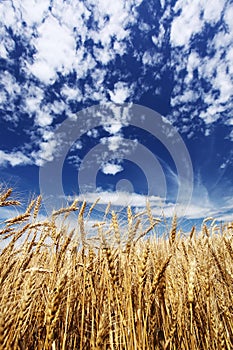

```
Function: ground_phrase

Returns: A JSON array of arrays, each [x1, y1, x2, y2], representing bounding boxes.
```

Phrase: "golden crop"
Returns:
[[0, 188, 232, 349]]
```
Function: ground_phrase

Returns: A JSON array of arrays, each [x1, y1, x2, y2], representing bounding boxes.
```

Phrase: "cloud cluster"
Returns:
[[170, 0, 233, 131], [0, 0, 143, 166], [1, 0, 232, 167]]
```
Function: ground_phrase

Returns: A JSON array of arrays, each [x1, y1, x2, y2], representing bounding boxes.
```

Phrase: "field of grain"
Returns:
[[0, 188, 232, 349]]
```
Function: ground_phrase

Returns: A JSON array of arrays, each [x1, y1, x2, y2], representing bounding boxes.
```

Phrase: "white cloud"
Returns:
[[109, 82, 132, 104], [113, 40, 127, 55], [29, 15, 77, 84], [104, 122, 123, 134], [0, 70, 21, 98], [185, 51, 200, 83], [150, 202, 213, 220], [101, 163, 123, 175], [71, 190, 163, 208], [170, 0, 225, 47], [16, 0, 50, 26], [41, 130, 54, 141], [151, 24, 165, 48], [35, 111, 53, 127], [50, 0, 90, 32], [91, 69, 106, 87], [0, 0, 231, 186], [24, 85, 44, 114], [229, 130, 233, 142], [172, 90, 198, 106], [30, 126, 59, 166], [0, 27, 15, 59], [88, 0, 138, 46], [0, 1, 18, 29], [32, 138, 58, 166], [31, 98, 66, 127], [61, 85, 82, 102], [160, 0, 165, 9], [93, 46, 115, 65], [49, 100, 66, 115], [224, 3, 233, 32], [0, 150, 32, 167], [88, 0, 143, 64], [28, 61, 58, 85], [203, 0, 225, 23], [170, 1, 203, 47], [142, 51, 156, 66]]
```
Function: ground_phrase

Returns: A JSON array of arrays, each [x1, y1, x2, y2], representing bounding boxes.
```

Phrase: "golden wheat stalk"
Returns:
[[78, 201, 87, 248], [111, 211, 120, 246], [0, 188, 12, 203], [5, 213, 30, 227], [33, 195, 42, 219], [150, 255, 172, 300], [188, 259, 196, 335], [169, 214, 177, 245], [44, 274, 67, 349]]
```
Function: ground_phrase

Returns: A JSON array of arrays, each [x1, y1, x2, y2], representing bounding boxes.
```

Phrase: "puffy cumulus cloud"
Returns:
[[29, 99, 66, 128], [0, 0, 232, 189], [32, 137, 59, 166], [34, 111, 54, 128], [61, 85, 83, 102], [101, 163, 123, 175], [103, 122, 123, 135], [171, 2, 203, 47], [109, 82, 134, 104], [29, 15, 77, 84]]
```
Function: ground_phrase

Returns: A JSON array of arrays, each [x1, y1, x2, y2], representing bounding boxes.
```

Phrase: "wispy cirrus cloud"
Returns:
[[64, 188, 233, 222]]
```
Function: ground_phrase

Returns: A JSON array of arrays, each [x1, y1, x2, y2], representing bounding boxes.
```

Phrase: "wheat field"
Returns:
[[0, 188, 232, 349]]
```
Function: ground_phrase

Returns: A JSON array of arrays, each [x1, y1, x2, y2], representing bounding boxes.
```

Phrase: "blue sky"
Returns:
[[0, 0, 233, 228]]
